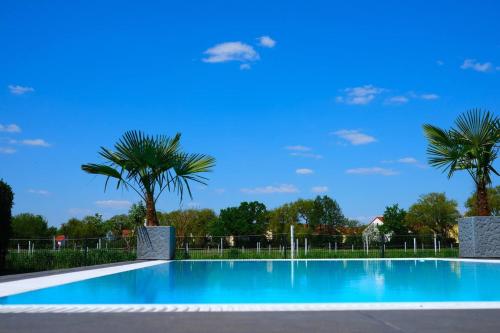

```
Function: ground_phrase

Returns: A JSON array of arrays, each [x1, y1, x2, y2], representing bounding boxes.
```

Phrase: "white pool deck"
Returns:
[[1, 258, 500, 313]]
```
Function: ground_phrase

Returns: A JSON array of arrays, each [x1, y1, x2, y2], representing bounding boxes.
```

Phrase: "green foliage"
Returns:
[[128, 201, 146, 226], [379, 204, 408, 235], [423, 109, 499, 215], [81, 131, 215, 226], [311, 195, 347, 230], [4, 249, 136, 275], [59, 214, 106, 239], [159, 208, 217, 244], [11, 213, 56, 239], [212, 202, 269, 238], [406, 193, 460, 236], [465, 186, 500, 216], [0, 179, 14, 271]]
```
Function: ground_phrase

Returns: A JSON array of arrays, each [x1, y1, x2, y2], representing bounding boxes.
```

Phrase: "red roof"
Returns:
[[55, 235, 65, 241]]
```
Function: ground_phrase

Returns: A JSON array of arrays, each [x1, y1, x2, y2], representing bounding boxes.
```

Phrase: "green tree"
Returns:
[[128, 201, 146, 226], [423, 109, 499, 215], [213, 202, 269, 237], [104, 214, 133, 238], [406, 193, 460, 236], [82, 131, 215, 226], [311, 195, 347, 232], [59, 214, 105, 239], [11, 213, 55, 239], [465, 186, 500, 216], [160, 208, 217, 246], [0, 180, 14, 271], [379, 204, 408, 235]]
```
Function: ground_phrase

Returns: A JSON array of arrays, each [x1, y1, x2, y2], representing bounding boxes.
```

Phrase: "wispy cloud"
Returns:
[[8, 84, 34, 95], [0, 124, 21, 133], [0, 147, 16, 154], [336, 85, 385, 105], [296, 168, 314, 175], [382, 156, 427, 169], [95, 200, 132, 208], [28, 189, 50, 196], [290, 152, 323, 159], [420, 93, 439, 100], [239, 63, 251, 70], [214, 188, 226, 194], [385, 95, 409, 105], [203, 41, 259, 64], [285, 145, 311, 151], [332, 129, 376, 145], [436, 60, 444, 66], [241, 184, 299, 194], [257, 36, 276, 48], [346, 167, 398, 176], [461, 59, 493, 73], [18, 139, 51, 147], [397, 157, 418, 164], [311, 186, 328, 193]]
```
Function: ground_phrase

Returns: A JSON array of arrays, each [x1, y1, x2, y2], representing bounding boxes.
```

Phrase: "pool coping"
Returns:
[[2, 258, 500, 312]]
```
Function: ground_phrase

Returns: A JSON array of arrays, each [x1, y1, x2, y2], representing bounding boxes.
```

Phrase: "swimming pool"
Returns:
[[1, 259, 500, 311]]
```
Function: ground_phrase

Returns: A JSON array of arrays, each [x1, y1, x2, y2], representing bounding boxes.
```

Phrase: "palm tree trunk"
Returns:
[[145, 194, 159, 226], [476, 181, 491, 216]]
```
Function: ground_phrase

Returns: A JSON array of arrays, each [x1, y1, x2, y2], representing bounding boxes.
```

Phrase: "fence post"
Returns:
[[365, 236, 369, 255], [305, 238, 308, 256], [52, 236, 56, 251], [17, 243, 20, 254], [433, 235, 437, 256], [290, 225, 295, 259], [413, 238, 417, 253], [404, 242, 407, 252], [335, 242, 337, 253], [220, 238, 223, 255], [328, 242, 331, 252], [269, 244, 271, 254], [438, 241, 441, 252]]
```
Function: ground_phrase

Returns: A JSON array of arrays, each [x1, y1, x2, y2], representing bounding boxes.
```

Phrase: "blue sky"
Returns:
[[1, 0, 499, 227]]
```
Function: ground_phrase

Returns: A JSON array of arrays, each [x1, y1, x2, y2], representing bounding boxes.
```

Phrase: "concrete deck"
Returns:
[[1, 310, 500, 333]]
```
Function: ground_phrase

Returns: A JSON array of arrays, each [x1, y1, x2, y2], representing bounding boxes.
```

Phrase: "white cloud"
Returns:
[[202, 42, 259, 64], [461, 59, 493, 72], [332, 129, 376, 145], [346, 167, 398, 176], [19, 139, 50, 147], [285, 145, 311, 151], [8, 84, 34, 95], [258, 36, 276, 48], [0, 147, 16, 154], [420, 93, 439, 100], [436, 60, 444, 66], [385, 96, 409, 105], [336, 85, 385, 105], [296, 168, 314, 175], [398, 157, 418, 164], [214, 188, 226, 194], [241, 184, 299, 194], [95, 200, 132, 208], [28, 189, 50, 196], [240, 63, 251, 70], [0, 124, 21, 133], [290, 152, 323, 159], [311, 186, 328, 193]]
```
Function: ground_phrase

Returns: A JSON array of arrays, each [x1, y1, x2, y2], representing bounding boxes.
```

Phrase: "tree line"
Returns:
[[8, 188, 499, 241]]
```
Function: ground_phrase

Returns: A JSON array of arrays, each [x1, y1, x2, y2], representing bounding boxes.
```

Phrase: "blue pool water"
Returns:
[[2, 259, 500, 304]]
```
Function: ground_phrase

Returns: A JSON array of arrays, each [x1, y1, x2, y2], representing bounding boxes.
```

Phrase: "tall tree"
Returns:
[[311, 195, 346, 231], [11, 213, 55, 239], [464, 186, 500, 216], [423, 109, 499, 215], [379, 204, 408, 235], [82, 131, 215, 226], [214, 201, 269, 236], [0, 180, 14, 271], [406, 193, 460, 236]]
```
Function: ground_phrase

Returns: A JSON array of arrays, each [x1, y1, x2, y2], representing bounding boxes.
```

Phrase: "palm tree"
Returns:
[[82, 131, 215, 226], [423, 109, 499, 216]]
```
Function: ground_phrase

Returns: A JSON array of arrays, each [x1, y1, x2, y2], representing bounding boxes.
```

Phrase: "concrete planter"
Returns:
[[459, 216, 500, 258], [136, 226, 176, 260]]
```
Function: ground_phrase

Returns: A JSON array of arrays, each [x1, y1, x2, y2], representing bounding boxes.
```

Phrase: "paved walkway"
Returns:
[[1, 310, 500, 333]]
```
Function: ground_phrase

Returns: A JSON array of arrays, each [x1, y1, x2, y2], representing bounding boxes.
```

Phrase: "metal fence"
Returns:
[[175, 233, 459, 259], [4, 237, 136, 275]]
